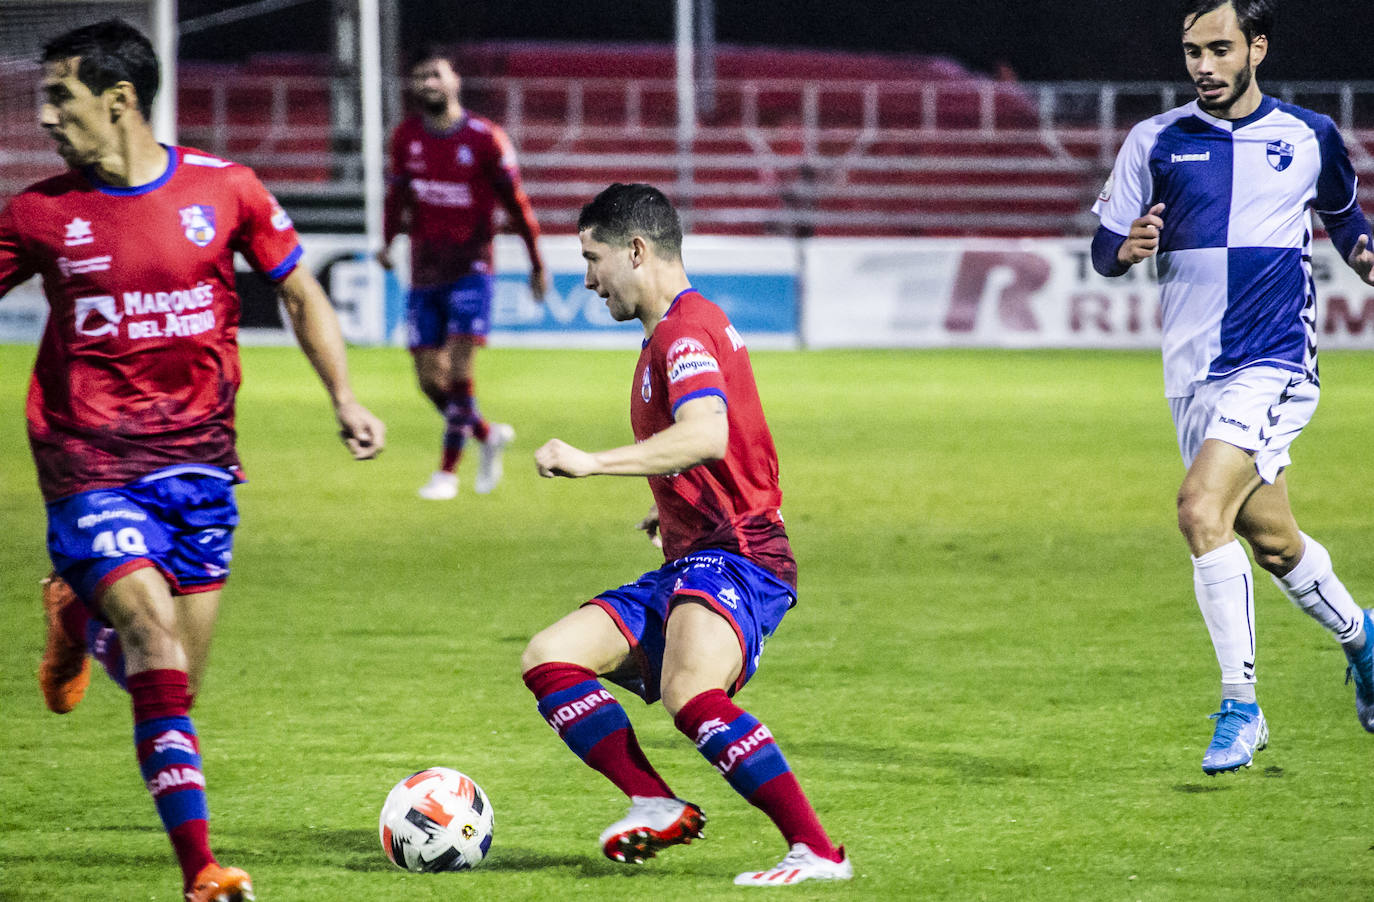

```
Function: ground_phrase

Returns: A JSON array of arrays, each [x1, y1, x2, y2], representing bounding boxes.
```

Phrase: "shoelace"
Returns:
[[1207, 709, 1248, 746], [773, 849, 810, 870]]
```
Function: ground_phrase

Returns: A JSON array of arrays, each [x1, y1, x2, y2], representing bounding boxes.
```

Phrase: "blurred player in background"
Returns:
[[523, 183, 851, 886], [0, 20, 386, 901], [377, 44, 547, 501], [1091, 0, 1374, 774]]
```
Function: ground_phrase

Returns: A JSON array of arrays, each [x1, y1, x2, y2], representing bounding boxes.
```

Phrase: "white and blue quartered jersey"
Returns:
[[1092, 96, 1361, 398]]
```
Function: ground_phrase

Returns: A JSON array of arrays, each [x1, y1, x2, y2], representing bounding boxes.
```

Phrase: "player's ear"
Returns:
[[1249, 33, 1268, 67], [629, 236, 648, 267], [105, 81, 137, 122]]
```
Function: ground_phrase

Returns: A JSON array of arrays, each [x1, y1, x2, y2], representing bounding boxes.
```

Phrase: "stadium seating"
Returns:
[[3, 43, 1372, 237]]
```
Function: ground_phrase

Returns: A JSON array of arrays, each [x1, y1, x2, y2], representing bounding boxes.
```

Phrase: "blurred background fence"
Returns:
[[5, 42, 1373, 238]]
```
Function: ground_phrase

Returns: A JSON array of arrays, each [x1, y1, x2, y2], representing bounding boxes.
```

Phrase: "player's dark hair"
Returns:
[[42, 19, 159, 120], [578, 183, 684, 260], [1181, 0, 1275, 44], [407, 43, 457, 74]]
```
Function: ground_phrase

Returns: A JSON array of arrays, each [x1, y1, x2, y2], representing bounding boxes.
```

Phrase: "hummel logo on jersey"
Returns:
[[1171, 152, 1211, 163], [64, 217, 93, 246], [1266, 140, 1294, 171], [179, 205, 217, 247], [694, 717, 731, 748]]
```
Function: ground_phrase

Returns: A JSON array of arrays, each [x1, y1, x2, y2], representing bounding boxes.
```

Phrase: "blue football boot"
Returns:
[[1201, 699, 1268, 775], [1344, 609, 1374, 733]]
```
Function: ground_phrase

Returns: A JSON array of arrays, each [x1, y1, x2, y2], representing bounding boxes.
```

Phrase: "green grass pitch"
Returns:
[[3, 344, 1374, 900]]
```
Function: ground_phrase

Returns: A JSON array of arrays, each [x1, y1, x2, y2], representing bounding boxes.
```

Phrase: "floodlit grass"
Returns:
[[3, 344, 1374, 901]]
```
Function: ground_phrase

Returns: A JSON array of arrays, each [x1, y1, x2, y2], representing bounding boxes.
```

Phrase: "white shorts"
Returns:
[[1168, 366, 1318, 484]]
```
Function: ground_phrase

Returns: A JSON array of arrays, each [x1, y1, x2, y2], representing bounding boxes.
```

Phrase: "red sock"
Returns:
[[524, 662, 673, 798], [128, 669, 216, 890], [675, 689, 841, 861], [454, 378, 490, 442]]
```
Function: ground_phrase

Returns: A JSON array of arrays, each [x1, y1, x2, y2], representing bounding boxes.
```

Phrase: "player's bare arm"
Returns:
[[530, 264, 550, 301], [536, 395, 728, 478], [1347, 234, 1374, 286], [1117, 202, 1167, 265], [277, 266, 387, 459]]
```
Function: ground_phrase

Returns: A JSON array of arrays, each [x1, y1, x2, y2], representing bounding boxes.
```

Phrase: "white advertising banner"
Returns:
[[7, 234, 1374, 352], [802, 237, 1374, 350]]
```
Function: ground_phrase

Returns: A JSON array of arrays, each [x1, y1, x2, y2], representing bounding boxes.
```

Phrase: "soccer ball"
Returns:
[[379, 767, 494, 872]]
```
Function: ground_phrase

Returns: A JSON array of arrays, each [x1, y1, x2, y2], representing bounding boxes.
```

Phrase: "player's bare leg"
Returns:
[[521, 605, 697, 863], [38, 572, 90, 713], [414, 346, 462, 499], [1237, 475, 1374, 731], [99, 568, 248, 898], [662, 601, 849, 884]]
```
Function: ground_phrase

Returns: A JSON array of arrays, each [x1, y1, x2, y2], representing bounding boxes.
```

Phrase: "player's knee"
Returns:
[[104, 611, 175, 661], [520, 630, 567, 674], [1176, 491, 1226, 549], [1243, 530, 1303, 575]]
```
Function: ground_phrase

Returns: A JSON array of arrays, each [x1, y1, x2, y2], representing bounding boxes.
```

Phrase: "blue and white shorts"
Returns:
[[406, 273, 494, 349], [46, 466, 239, 606], [586, 550, 796, 705], [1169, 365, 1319, 484]]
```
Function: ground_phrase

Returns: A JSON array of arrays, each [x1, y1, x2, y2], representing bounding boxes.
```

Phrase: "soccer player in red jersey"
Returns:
[[525, 184, 851, 886], [377, 45, 547, 501], [0, 20, 385, 902]]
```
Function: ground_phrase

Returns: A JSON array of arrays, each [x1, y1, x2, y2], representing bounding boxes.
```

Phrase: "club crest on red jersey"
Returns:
[[179, 205, 217, 247], [641, 365, 652, 401]]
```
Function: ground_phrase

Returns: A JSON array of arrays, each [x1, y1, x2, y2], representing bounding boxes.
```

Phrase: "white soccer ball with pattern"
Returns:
[[379, 767, 494, 872]]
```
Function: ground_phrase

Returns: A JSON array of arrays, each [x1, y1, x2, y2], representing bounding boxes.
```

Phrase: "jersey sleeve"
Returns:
[[1312, 117, 1361, 215], [1092, 120, 1156, 234], [229, 166, 303, 283], [485, 125, 543, 267], [382, 124, 412, 246], [0, 200, 37, 299], [659, 317, 728, 416]]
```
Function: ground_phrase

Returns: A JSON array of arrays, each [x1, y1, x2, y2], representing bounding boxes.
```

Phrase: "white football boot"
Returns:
[[417, 471, 459, 500], [474, 423, 515, 494], [734, 843, 853, 886]]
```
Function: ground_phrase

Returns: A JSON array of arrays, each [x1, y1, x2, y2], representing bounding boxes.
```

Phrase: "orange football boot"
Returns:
[[187, 864, 255, 902], [39, 573, 90, 714]]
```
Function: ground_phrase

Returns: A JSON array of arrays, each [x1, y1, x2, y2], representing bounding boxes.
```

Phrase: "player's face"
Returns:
[[39, 57, 117, 168], [579, 229, 640, 322], [409, 58, 460, 114], [1182, 3, 1266, 117]]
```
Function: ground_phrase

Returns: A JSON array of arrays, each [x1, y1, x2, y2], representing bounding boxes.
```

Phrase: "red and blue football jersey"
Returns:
[[632, 289, 796, 586], [383, 112, 542, 288], [0, 146, 303, 501]]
